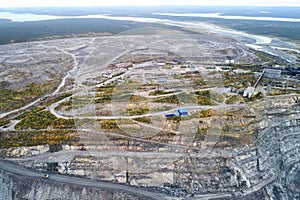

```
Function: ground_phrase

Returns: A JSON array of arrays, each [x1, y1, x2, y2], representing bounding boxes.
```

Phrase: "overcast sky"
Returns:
[[0, 0, 300, 8]]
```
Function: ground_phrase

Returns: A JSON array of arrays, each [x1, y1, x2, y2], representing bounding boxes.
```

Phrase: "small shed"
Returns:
[[178, 108, 188, 116], [164, 113, 176, 117]]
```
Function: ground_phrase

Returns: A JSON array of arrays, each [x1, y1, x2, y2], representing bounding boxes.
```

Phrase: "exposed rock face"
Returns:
[[0, 170, 151, 200], [6, 145, 49, 157], [6, 116, 299, 199], [2, 91, 299, 199], [172, 117, 300, 199], [4, 114, 299, 199]]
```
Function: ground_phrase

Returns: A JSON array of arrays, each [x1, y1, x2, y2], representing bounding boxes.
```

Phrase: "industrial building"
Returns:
[[164, 108, 189, 117]]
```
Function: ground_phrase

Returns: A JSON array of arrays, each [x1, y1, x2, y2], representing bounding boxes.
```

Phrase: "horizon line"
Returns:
[[1, 4, 300, 8]]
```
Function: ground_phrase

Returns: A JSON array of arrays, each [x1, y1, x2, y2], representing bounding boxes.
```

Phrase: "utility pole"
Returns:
[[125, 156, 129, 184]]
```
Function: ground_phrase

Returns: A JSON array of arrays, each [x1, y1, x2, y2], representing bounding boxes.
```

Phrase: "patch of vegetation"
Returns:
[[196, 127, 209, 135], [222, 72, 256, 89], [15, 108, 75, 129], [225, 95, 244, 104], [153, 91, 210, 105], [228, 64, 261, 73], [0, 130, 79, 147], [95, 84, 116, 103], [269, 91, 285, 96], [55, 100, 72, 111], [149, 90, 174, 96], [99, 120, 119, 129], [95, 96, 111, 104], [133, 117, 152, 124], [0, 82, 54, 113], [214, 17, 300, 41], [100, 119, 138, 130], [251, 50, 288, 65], [126, 107, 150, 116], [268, 89, 300, 96], [240, 91, 264, 103], [81, 81, 97, 87], [191, 77, 207, 86], [164, 132, 177, 136], [45, 93, 72, 106], [178, 92, 197, 104], [0, 18, 142, 45], [129, 95, 148, 103], [210, 92, 225, 103], [248, 92, 264, 101], [198, 109, 214, 118], [0, 119, 9, 127], [195, 90, 213, 105], [66, 96, 94, 110], [111, 93, 131, 102], [154, 95, 179, 104], [16, 106, 44, 120], [166, 116, 181, 122]]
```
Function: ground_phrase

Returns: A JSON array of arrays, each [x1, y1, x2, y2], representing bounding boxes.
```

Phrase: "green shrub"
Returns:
[[0, 130, 79, 147], [154, 95, 179, 104], [16, 109, 75, 129], [99, 120, 119, 129], [133, 117, 152, 124]]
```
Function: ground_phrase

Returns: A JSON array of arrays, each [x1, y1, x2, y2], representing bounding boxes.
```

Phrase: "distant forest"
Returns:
[[0, 18, 146, 45], [0, 6, 299, 44], [211, 19, 300, 41]]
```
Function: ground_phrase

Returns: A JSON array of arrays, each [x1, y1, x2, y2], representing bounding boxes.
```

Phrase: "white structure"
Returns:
[[243, 87, 255, 98]]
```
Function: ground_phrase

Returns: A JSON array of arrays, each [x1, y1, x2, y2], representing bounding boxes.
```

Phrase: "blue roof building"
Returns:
[[178, 108, 188, 116], [164, 108, 189, 118], [164, 113, 177, 117]]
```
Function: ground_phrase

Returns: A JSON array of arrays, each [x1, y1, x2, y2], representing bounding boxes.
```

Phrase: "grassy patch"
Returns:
[[99, 120, 119, 129], [268, 89, 300, 96], [198, 109, 214, 118], [16, 108, 75, 129], [95, 84, 116, 103], [55, 100, 72, 111], [149, 90, 174, 96], [222, 72, 256, 89], [0, 82, 55, 113], [210, 92, 225, 103], [0, 130, 79, 147], [178, 92, 197, 104], [191, 77, 207, 86], [197, 127, 209, 135], [225, 95, 243, 104], [126, 107, 150, 116], [133, 117, 152, 124], [248, 92, 264, 101], [154, 95, 179, 104], [195, 90, 213, 105], [46, 93, 72, 106], [154, 91, 213, 105], [0, 119, 10, 127], [166, 116, 181, 122], [252, 50, 287, 65], [129, 95, 148, 103]]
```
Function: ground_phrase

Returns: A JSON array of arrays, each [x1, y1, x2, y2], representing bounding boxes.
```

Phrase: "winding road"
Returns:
[[0, 45, 79, 119], [0, 159, 169, 200], [0, 155, 280, 200]]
